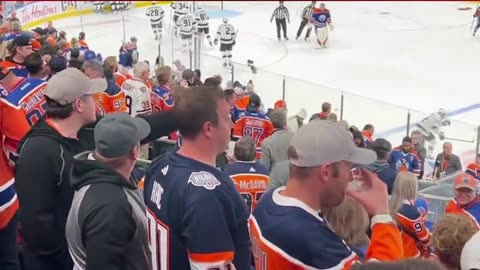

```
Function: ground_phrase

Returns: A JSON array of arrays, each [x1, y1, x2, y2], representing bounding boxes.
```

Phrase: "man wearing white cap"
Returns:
[[250, 120, 403, 269], [461, 230, 480, 270], [15, 68, 106, 270]]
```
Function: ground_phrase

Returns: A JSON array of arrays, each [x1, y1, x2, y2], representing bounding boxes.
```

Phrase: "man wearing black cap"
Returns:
[[31, 27, 46, 39], [66, 113, 151, 270], [233, 93, 274, 159], [0, 35, 33, 78]]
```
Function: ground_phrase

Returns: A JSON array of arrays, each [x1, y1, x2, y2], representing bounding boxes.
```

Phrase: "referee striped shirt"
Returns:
[[271, 6, 290, 22], [301, 5, 314, 20]]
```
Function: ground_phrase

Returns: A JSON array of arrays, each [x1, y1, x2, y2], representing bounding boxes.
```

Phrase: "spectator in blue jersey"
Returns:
[[250, 121, 403, 269], [224, 136, 269, 212], [366, 138, 397, 194], [260, 108, 294, 171], [144, 86, 251, 270], [362, 124, 374, 147], [0, 35, 33, 78], [388, 136, 421, 177], [3, 21, 23, 42], [118, 42, 133, 68]]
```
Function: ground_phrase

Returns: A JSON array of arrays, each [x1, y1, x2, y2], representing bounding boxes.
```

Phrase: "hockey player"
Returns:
[[146, 2, 164, 40], [195, 6, 213, 46], [93, 1, 105, 13], [415, 108, 451, 159], [215, 17, 236, 67], [311, 3, 334, 48], [176, 12, 196, 52], [171, 1, 191, 36], [473, 6, 480, 36], [388, 136, 421, 177]]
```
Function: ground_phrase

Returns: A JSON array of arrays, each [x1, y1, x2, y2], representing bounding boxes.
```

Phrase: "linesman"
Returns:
[[296, 1, 316, 41]]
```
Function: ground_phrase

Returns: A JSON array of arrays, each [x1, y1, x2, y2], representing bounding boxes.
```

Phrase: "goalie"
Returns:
[[415, 108, 451, 159], [311, 3, 333, 48]]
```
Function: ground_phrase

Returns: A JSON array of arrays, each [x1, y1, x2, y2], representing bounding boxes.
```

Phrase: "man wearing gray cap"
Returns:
[[66, 113, 151, 270], [15, 68, 177, 270], [250, 120, 403, 269]]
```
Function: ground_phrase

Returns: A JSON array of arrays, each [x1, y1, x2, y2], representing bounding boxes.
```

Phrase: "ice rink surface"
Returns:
[[51, 1, 480, 166]]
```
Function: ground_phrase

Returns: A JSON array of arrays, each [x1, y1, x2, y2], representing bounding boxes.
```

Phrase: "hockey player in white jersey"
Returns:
[[473, 6, 480, 36], [177, 12, 196, 52], [121, 62, 152, 117], [214, 17, 236, 67], [415, 108, 451, 159], [171, 1, 191, 36], [93, 1, 105, 13], [146, 2, 165, 40], [195, 7, 213, 46]]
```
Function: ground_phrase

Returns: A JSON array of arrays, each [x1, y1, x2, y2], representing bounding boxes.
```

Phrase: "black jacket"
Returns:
[[15, 112, 176, 270], [66, 152, 150, 270]]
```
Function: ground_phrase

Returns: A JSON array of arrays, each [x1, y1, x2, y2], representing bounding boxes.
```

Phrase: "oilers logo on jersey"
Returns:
[[188, 171, 221, 190], [396, 158, 411, 172]]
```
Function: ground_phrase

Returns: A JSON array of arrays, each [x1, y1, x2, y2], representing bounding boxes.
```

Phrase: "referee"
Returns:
[[296, 1, 316, 41], [270, 1, 290, 41]]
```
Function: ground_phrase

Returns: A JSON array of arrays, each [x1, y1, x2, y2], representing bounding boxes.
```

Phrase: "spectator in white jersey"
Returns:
[[121, 61, 152, 117]]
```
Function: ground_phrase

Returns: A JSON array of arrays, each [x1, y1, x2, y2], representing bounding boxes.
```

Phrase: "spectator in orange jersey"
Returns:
[[233, 93, 274, 159], [232, 86, 247, 122], [0, 54, 48, 270], [83, 60, 126, 117], [433, 214, 478, 270], [45, 28, 57, 46], [0, 65, 25, 93], [466, 153, 480, 181], [224, 136, 269, 212], [115, 64, 132, 88], [250, 121, 402, 269], [78, 32, 88, 51], [0, 35, 33, 78], [445, 173, 480, 229], [362, 124, 375, 146], [274, 99, 286, 109], [389, 172, 431, 258]]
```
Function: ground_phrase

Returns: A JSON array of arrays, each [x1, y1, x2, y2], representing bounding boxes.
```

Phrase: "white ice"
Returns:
[[50, 1, 480, 166]]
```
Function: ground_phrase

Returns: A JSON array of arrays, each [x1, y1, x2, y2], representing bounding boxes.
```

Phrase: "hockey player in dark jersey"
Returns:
[[144, 86, 251, 270]]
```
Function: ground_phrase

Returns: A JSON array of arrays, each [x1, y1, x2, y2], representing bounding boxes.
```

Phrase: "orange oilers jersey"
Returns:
[[445, 198, 480, 229], [0, 78, 47, 229], [396, 200, 431, 258], [79, 39, 89, 50], [223, 161, 269, 212], [466, 163, 480, 180], [115, 72, 132, 88], [250, 188, 403, 270], [235, 96, 248, 111], [93, 79, 127, 116], [0, 57, 28, 78], [233, 111, 274, 159]]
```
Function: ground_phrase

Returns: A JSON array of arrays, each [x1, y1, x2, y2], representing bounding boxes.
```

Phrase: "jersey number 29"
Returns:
[[147, 209, 170, 270]]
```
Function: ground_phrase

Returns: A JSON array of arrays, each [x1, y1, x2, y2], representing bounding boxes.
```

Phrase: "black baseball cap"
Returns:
[[31, 27, 45, 35], [94, 113, 151, 158], [247, 93, 261, 111], [12, 35, 32, 47]]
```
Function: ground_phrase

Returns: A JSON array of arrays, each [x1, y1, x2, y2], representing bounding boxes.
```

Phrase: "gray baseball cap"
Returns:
[[94, 113, 151, 158], [45, 68, 107, 105], [289, 120, 376, 167]]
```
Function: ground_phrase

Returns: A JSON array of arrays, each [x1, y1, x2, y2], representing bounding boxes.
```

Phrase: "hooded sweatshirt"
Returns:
[[66, 152, 150, 270], [14, 112, 176, 270]]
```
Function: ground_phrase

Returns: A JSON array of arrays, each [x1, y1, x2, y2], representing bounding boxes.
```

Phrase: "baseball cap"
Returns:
[[461, 231, 480, 270], [84, 50, 96, 61], [12, 35, 32, 47], [31, 27, 45, 35], [248, 93, 261, 111], [44, 68, 107, 105], [94, 112, 151, 158], [49, 55, 68, 73], [289, 120, 376, 167], [31, 39, 41, 51], [454, 173, 477, 191]]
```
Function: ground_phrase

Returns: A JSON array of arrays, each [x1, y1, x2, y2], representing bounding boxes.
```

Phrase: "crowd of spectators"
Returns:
[[0, 9, 479, 270]]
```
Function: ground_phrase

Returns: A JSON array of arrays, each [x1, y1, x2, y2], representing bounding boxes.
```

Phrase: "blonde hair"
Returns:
[[70, 38, 79, 49], [338, 120, 349, 130], [389, 172, 418, 218], [433, 214, 478, 270], [156, 65, 172, 85], [327, 113, 338, 122], [322, 196, 370, 248]]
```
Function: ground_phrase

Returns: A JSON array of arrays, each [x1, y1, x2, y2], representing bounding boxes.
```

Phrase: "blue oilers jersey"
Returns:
[[311, 8, 331, 28], [388, 148, 420, 176], [144, 152, 251, 270]]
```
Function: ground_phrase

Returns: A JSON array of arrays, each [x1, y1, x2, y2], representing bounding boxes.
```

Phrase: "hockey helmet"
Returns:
[[438, 108, 447, 116], [196, 6, 203, 11], [223, 17, 228, 23]]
